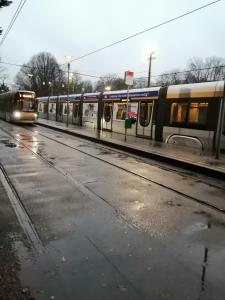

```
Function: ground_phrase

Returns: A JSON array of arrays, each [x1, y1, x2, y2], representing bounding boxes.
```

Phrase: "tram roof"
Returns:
[[167, 81, 224, 99]]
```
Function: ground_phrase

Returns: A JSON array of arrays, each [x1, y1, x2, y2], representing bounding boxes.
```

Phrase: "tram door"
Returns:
[[72, 103, 80, 125], [136, 101, 153, 138], [102, 102, 113, 131], [57, 102, 63, 122]]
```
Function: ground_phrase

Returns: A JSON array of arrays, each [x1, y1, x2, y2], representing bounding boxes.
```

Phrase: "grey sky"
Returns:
[[0, 0, 224, 85]]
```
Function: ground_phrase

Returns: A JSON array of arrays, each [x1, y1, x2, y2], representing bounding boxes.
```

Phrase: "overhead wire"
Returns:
[[69, 0, 222, 63], [1, 59, 225, 82], [0, 0, 27, 48], [0, 60, 100, 78], [135, 65, 225, 79], [0, 0, 222, 81]]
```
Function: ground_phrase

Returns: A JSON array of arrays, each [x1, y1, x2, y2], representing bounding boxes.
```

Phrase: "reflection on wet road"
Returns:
[[0, 120, 225, 300]]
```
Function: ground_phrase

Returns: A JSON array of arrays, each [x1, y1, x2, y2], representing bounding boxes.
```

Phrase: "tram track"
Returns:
[[1, 122, 225, 216], [26, 124, 225, 190], [33, 125, 225, 191]]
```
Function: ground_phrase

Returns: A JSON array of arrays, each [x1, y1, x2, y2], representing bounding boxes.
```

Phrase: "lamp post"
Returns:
[[124, 70, 134, 142], [48, 81, 53, 96], [79, 87, 85, 126], [147, 51, 156, 87], [65, 55, 72, 127], [27, 73, 33, 87], [48, 81, 52, 120]]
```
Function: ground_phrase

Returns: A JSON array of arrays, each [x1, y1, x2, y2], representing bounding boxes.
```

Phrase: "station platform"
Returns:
[[37, 118, 225, 179]]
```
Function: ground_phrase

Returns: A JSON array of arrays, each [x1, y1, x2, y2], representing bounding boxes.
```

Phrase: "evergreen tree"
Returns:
[[0, 0, 12, 35]]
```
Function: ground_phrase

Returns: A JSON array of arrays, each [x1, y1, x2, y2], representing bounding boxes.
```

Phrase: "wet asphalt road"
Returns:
[[0, 120, 225, 300]]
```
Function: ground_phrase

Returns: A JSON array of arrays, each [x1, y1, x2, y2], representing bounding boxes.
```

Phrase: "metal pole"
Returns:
[[66, 62, 70, 128], [125, 86, 130, 142], [216, 79, 225, 159], [47, 83, 50, 120], [147, 52, 152, 88]]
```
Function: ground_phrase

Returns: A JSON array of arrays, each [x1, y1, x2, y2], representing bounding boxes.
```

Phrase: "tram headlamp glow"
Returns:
[[13, 111, 21, 119], [34, 113, 37, 119]]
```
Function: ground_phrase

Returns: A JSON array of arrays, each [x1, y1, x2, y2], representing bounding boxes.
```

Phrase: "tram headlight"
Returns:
[[13, 111, 21, 119], [34, 113, 37, 119]]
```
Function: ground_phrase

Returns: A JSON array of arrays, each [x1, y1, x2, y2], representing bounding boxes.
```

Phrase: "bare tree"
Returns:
[[95, 74, 127, 91], [78, 80, 93, 93], [184, 56, 225, 83], [0, 0, 12, 8], [133, 77, 148, 88], [0, 64, 9, 93], [155, 56, 225, 86], [15, 52, 66, 96], [156, 69, 183, 86]]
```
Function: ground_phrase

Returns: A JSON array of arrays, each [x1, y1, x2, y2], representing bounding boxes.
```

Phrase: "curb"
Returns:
[[37, 121, 225, 180]]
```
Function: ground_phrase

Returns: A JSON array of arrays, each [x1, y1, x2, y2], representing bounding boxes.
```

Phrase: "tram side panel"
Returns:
[[38, 101, 48, 119], [102, 102, 113, 131], [61, 102, 73, 124], [82, 102, 98, 129], [111, 101, 138, 136], [155, 90, 222, 151], [48, 101, 57, 121]]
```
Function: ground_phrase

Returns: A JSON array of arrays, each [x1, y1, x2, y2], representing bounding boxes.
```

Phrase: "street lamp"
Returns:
[[105, 85, 111, 91], [147, 51, 156, 87], [65, 55, 72, 127], [48, 81, 53, 96], [27, 73, 33, 79]]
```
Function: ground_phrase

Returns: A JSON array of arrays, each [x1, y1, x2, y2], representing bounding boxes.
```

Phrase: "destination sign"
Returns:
[[105, 90, 158, 99]]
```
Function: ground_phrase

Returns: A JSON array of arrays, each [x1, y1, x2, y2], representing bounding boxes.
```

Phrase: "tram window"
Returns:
[[58, 104, 63, 116], [116, 104, 127, 120], [38, 103, 43, 112], [63, 105, 68, 114], [17, 99, 35, 111], [73, 104, 79, 118], [84, 104, 95, 117], [188, 102, 208, 125], [43, 103, 48, 114], [139, 102, 152, 127], [49, 103, 54, 113], [104, 104, 112, 122], [170, 103, 188, 124]]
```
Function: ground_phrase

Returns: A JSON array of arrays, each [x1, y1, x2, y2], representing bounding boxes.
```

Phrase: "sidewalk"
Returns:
[[37, 118, 225, 179]]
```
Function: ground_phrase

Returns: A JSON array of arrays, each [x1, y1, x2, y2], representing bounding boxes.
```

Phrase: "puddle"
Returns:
[[117, 154, 129, 159], [98, 150, 114, 155], [0, 139, 10, 144], [5, 142, 17, 148], [164, 200, 182, 207], [193, 211, 225, 228], [0, 139, 18, 148]]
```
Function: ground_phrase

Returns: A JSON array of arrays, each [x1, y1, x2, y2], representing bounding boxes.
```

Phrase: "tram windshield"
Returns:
[[15, 92, 35, 111]]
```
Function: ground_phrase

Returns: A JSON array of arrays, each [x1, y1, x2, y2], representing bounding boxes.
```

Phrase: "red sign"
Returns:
[[124, 70, 134, 86]]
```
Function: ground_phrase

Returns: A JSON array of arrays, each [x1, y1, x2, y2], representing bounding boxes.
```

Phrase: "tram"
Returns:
[[0, 90, 37, 123], [37, 81, 225, 152]]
